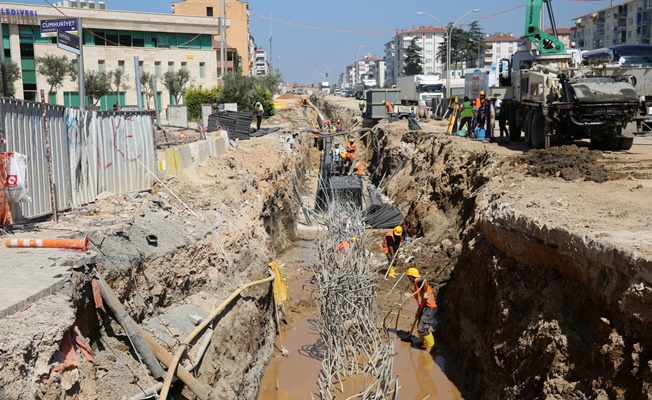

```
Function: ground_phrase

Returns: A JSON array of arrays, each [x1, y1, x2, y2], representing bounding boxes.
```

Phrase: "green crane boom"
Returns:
[[525, 0, 566, 54]]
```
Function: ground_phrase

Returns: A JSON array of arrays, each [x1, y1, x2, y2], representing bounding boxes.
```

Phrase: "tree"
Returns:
[[403, 40, 423, 75], [109, 68, 130, 106], [0, 61, 22, 97], [140, 71, 155, 109], [84, 70, 111, 106], [162, 68, 191, 105], [256, 70, 283, 95], [467, 21, 487, 68], [217, 72, 276, 116], [35, 55, 76, 96], [438, 27, 471, 70], [184, 86, 220, 121]]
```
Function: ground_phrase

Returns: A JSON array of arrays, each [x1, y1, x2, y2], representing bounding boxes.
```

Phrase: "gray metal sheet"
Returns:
[[167, 105, 188, 128]]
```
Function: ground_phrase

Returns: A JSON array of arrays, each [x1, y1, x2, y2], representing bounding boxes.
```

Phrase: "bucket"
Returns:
[[476, 127, 486, 139]]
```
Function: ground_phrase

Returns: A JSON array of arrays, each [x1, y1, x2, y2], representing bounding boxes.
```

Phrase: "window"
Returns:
[[207, 6, 213, 16], [132, 32, 145, 47], [157, 33, 170, 48], [119, 31, 131, 46], [105, 30, 118, 46], [118, 60, 125, 72], [98, 60, 105, 72], [155, 61, 162, 76], [199, 62, 206, 78], [94, 30, 106, 46], [168, 61, 174, 71]]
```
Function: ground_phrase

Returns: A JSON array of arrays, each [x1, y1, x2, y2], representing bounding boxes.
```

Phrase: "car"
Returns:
[[344, 90, 355, 98], [334, 89, 343, 96]]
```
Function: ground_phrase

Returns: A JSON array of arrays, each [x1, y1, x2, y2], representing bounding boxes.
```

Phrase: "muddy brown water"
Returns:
[[259, 240, 463, 399]]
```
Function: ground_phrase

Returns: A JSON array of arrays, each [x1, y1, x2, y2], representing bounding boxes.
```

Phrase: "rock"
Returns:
[[96, 191, 117, 201], [454, 244, 463, 253]]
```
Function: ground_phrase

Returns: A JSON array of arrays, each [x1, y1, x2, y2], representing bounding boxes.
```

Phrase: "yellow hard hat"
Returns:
[[393, 226, 402, 236], [480, 91, 486, 96], [351, 236, 358, 242], [406, 267, 420, 278], [382, 100, 386, 104], [450, 95, 455, 100]]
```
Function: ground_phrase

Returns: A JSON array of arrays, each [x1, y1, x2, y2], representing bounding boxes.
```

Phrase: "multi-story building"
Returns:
[[253, 47, 268, 76], [1, 1, 221, 109], [572, 0, 651, 50], [383, 26, 446, 87], [172, 0, 250, 77], [483, 33, 520, 67]]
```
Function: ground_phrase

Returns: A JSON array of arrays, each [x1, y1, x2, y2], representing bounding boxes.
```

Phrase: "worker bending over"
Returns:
[[381, 100, 395, 122], [381, 226, 402, 278], [407, 267, 437, 349]]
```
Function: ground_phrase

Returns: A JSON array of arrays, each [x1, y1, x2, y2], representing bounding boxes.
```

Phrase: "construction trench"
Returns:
[[2, 93, 652, 399]]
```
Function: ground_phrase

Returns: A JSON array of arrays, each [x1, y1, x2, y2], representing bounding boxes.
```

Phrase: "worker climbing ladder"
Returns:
[[446, 103, 459, 135]]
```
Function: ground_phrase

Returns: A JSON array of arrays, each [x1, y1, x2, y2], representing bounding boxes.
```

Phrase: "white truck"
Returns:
[[396, 75, 444, 106], [464, 68, 499, 100], [319, 81, 331, 93]]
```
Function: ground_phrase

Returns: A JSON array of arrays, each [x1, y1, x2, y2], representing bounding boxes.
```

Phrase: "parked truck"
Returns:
[[319, 81, 331, 93], [499, 0, 645, 150], [396, 75, 444, 106]]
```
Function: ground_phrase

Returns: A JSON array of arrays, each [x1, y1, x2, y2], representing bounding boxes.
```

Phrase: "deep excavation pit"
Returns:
[[4, 94, 652, 400]]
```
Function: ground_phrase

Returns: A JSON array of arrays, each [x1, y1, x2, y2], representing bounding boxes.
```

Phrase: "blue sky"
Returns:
[[17, 0, 614, 83]]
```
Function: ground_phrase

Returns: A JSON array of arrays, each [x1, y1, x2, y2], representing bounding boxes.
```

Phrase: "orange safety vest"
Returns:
[[336, 240, 350, 253], [353, 161, 364, 175], [347, 143, 356, 152], [381, 230, 399, 254], [413, 279, 437, 308], [384, 102, 394, 113]]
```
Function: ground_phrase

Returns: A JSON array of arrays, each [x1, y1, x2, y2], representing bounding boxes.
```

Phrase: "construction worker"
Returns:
[[350, 159, 364, 176], [347, 138, 356, 153], [332, 141, 343, 175], [382, 100, 395, 122], [342, 149, 356, 175], [359, 99, 366, 115], [301, 98, 308, 115], [458, 96, 474, 134], [406, 267, 437, 349], [255, 98, 264, 131], [335, 119, 343, 132], [336, 237, 358, 253], [381, 226, 402, 277], [474, 91, 487, 134]]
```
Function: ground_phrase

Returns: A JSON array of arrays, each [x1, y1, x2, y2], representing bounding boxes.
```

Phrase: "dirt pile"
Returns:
[[511, 145, 608, 182]]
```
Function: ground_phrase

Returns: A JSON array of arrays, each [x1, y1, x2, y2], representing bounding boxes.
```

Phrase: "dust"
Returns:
[[511, 145, 608, 183]]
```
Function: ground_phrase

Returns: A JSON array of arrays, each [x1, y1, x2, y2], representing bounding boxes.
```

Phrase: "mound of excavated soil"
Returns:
[[512, 145, 608, 183], [277, 93, 297, 100]]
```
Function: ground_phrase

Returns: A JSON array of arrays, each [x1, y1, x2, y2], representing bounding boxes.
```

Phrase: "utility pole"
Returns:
[[77, 17, 86, 110], [134, 56, 143, 111], [268, 12, 273, 72]]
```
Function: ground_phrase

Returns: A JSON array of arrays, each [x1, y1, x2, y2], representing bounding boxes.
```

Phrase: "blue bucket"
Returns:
[[476, 127, 485, 139]]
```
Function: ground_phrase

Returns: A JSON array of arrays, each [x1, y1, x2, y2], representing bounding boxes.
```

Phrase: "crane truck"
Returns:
[[500, 0, 646, 150]]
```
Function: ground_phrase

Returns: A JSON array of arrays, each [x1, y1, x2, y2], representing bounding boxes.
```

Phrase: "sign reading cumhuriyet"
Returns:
[[57, 30, 80, 56], [40, 18, 77, 37]]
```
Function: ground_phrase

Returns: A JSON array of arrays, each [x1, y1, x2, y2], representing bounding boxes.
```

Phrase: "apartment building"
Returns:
[[0, 1, 221, 109], [253, 47, 268, 76], [172, 0, 250, 77], [483, 33, 519, 67], [383, 26, 446, 87], [571, 0, 652, 50]]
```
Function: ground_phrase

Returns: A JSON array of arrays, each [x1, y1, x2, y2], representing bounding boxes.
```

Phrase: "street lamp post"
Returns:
[[347, 44, 364, 86], [418, 9, 479, 97]]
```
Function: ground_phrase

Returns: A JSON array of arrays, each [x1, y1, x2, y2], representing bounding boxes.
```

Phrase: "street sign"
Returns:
[[57, 30, 80, 56], [40, 18, 77, 37]]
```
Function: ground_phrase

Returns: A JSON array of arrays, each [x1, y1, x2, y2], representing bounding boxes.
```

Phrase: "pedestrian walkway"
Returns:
[[0, 231, 94, 318]]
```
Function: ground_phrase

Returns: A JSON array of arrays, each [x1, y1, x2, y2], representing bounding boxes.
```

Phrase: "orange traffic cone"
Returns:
[[179, 130, 186, 142]]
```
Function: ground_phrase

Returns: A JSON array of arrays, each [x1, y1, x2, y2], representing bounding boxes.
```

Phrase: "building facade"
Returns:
[[253, 46, 268, 76], [0, 2, 223, 110], [483, 33, 520, 68], [571, 0, 651, 50], [172, 0, 250, 77], [383, 26, 446, 87]]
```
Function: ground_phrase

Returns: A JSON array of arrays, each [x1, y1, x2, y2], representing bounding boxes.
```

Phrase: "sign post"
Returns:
[[41, 17, 84, 109]]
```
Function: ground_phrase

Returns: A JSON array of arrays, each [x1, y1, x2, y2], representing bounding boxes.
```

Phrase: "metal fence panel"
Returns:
[[167, 105, 188, 128], [67, 108, 98, 208], [94, 112, 156, 196], [2, 98, 70, 220], [202, 104, 213, 128]]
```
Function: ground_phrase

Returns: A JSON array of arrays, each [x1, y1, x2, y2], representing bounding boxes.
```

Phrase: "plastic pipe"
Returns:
[[158, 268, 276, 399], [4, 236, 89, 251]]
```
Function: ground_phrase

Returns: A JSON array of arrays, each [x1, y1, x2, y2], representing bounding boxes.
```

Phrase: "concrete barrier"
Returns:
[[162, 132, 228, 177]]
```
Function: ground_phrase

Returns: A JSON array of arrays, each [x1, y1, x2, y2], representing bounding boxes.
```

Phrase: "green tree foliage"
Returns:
[[162, 68, 191, 105], [0, 61, 22, 97], [256, 71, 283, 95], [109, 68, 130, 106], [184, 86, 220, 121], [34, 54, 76, 95], [140, 71, 155, 109], [217, 72, 276, 116], [84, 70, 111, 106], [438, 22, 487, 69], [404, 40, 423, 75], [467, 22, 487, 68]]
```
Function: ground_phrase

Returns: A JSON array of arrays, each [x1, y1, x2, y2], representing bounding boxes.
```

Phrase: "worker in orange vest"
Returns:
[[335, 119, 343, 132], [382, 100, 395, 122], [407, 267, 437, 349], [350, 159, 364, 176], [336, 237, 358, 253], [342, 149, 356, 174], [381, 226, 402, 277], [346, 138, 356, 153]]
